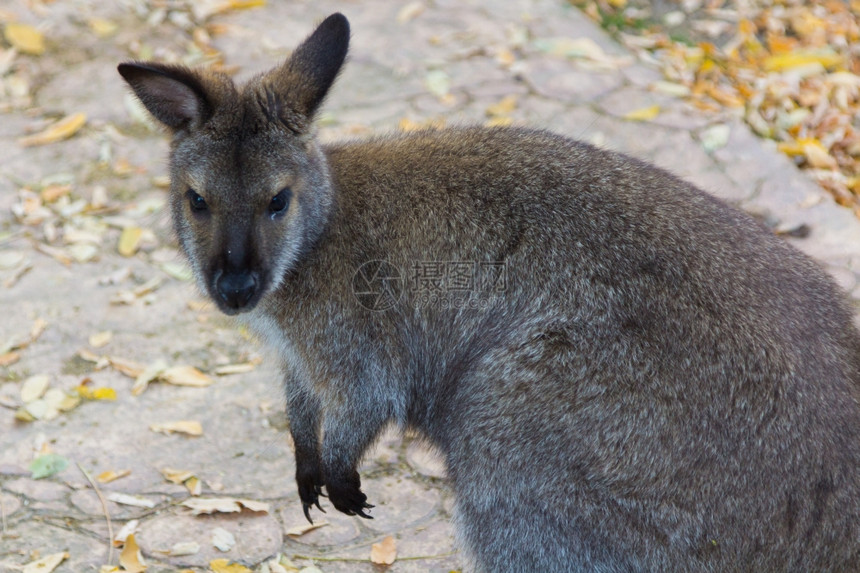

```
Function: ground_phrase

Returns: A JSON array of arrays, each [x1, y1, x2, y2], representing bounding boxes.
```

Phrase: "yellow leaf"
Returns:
[[77, 385, 117, 401], [485, 117, 513, 128], [4, 23, 45, 55], [119, 534, 147, 573], [623, 104, 661, 121], [23, 552, 68, 573], [18, 113, 87, 147], [162, 467, 196, 484], [118, 226, 143, 257], [370, 535, 397, 565], [209, 559, 251, 573], [88, 18, 118, 38], [150, 420, 203, 436], [763, 51, 843, 72], [96, 469, 131, 483], [486, 95, 518, 118]]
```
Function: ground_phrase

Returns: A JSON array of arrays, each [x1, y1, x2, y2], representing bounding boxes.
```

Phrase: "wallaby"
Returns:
[[119, 12, 860, 571]]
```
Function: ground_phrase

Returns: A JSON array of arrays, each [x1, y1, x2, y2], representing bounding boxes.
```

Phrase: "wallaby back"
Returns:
[[120, 13, 860, 571]]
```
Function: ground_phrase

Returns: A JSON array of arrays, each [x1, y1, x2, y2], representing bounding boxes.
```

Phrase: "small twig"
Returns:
[[78, 463, 115, 565]]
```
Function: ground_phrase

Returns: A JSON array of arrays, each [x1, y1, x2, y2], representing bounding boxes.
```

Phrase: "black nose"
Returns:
[[215, 271, 257, 310]]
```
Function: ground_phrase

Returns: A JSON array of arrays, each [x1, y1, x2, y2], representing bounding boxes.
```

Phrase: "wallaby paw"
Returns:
[[297, 468, 326, 523], [327, 470, 374, 519]]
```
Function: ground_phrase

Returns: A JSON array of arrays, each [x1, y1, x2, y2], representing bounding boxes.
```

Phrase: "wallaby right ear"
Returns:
[[261, 13, 350, 132], [117, 62, 213, 130]]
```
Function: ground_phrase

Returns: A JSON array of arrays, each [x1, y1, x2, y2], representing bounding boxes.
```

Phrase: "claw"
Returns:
[[356, 507, 373, 519], [363, 502, 374, 509], [315, 485, 327, 498], [303, 503, 314, 524]]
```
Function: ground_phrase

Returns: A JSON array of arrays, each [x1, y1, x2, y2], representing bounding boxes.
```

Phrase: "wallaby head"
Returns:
[[118, 13, 350, 314]]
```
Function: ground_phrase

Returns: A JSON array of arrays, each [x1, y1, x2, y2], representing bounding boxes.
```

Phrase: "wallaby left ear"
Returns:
[[118, 62, 215, 130], [261, 13, 350, 132]]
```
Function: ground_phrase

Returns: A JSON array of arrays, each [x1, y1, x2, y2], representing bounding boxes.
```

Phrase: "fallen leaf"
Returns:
[[77, 384, 117, 401], [485, 117, 513, 128], [18, 112, 87, 147], [108, 356, 144, 378], [22, 552, 68, 573], [160, 365, 213, 387], [108, 492, 157, 509], [425, 70, 450, 98], [623, 104, 661, 121], [170, 541, 200, 556], [113, 519, 139, 545], [88, 18, 118, 37], [162, 467, 196, 484], [209, 559, 251, 573], [150, 420, 203, 437], [67, 243, 99, 263], [185, 475, 202, 496], [396, 1, 424, 23], [370, 535, 397, 565], [89, 331, 113, 348], [29, 453, 69, 479], [131, 359, 168, 395], [97, 469, 131, 483], [119, 534, 147, 573], [285, 521, 329, 537], [181, 497, 269, 515], [486, 95, 518, 118], [40, 183, 72, 203], [20, 374, 50, 402], [764, 50, 842, 72], [0, 351, 20, 366], [699, 124, 731, 152], [212, 527, 236, 551], [4, 23, 45, 56], [118, 226, 143, 257], [160, 261, 193, 281]]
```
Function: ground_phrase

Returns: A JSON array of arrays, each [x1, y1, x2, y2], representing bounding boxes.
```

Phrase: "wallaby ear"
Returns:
[[117, 62, 213, 130], [261, 13, 350, 132]]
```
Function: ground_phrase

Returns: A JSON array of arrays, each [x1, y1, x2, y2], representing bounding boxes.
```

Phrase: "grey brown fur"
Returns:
[[119, 13, 860, 571]]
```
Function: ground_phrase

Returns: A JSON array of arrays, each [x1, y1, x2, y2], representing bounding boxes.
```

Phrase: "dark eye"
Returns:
[[187, 189, 208, 213], [269, 188, 291, 217]]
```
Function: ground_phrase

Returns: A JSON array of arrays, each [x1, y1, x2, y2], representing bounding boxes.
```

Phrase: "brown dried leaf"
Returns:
[[131, 359, 167, 395], [97, 469, 131, 483], [22, 552, 68, 573], [18, 113, 86, 147], [160, 365, 213, 387], [150, 420, 203, 437], [161, 467, 195, 484], [370, 535, 397, 565], [89, 331, 113, 349], [119, 534, 147, 573], [108, 356, 144, 378]]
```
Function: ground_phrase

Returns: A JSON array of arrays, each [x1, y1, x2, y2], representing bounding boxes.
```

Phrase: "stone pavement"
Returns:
[[1, 1, 859, 572]]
